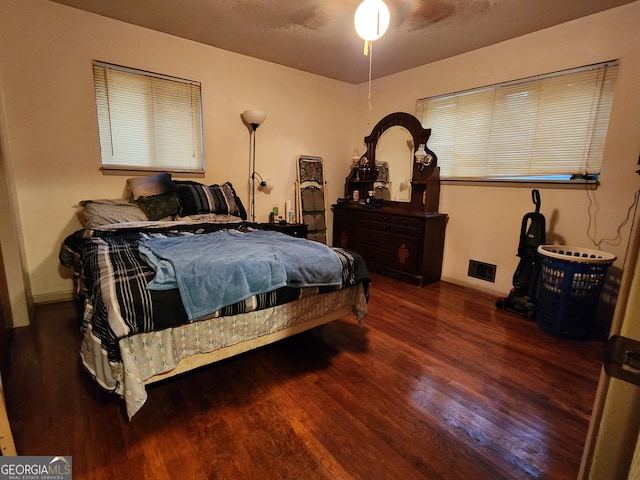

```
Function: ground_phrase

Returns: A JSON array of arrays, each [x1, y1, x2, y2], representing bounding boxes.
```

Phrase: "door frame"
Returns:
[[579, 207, 640, 478]]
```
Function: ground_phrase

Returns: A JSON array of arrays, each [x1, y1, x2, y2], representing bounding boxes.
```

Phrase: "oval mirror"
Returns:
[[375, 126, 414, 202]]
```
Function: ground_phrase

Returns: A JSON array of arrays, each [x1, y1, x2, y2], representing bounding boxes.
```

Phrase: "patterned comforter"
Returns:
[[59, 221, 370, 394]]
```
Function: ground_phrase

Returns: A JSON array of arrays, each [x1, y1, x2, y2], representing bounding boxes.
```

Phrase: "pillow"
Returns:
[[77, 199, 149, 227], [126, 173, 176, 201], [136, 193, 180, 221], [175, 181, 247, 219]]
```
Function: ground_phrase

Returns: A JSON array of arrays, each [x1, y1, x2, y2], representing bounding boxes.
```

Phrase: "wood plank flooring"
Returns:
[[4, 274, 604, 479]]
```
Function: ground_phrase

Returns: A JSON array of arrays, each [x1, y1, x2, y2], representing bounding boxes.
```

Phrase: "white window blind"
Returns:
[[93, 61, 204, 173], [416, 61, 618, 182]]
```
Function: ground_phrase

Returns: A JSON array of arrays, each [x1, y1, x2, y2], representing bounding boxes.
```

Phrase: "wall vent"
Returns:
[[468, 260, 496, 283]]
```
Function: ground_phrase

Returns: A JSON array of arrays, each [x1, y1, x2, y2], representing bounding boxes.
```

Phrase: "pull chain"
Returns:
[[367, 40, 373, 111]]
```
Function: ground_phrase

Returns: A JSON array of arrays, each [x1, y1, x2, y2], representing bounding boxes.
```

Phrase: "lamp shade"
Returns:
[[415, 144, 427, 162], [242, 110, 267, 126], [354, 0, 390, 41]]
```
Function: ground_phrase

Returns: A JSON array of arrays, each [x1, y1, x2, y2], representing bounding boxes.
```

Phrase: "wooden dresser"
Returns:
[[339, 112, 447, 286], [333, 203, 447, 286]]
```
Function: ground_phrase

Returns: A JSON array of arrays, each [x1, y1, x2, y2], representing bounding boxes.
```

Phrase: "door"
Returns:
[[0, 243, 17, 455], [0, 243, 11, 378], [579, 220, 640, 479]]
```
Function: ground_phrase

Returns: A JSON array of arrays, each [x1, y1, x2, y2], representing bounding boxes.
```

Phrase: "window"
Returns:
[[93, 61, 204, 173], [416, 61, 618, 183]]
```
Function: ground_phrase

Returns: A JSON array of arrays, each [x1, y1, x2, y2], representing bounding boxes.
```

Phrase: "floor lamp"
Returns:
[[242, 109, 266, 222]]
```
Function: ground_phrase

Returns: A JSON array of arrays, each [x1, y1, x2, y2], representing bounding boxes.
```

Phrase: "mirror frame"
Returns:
[[363, 112, 439, 212]]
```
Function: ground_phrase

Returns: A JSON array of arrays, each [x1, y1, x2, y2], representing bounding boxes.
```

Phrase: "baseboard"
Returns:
[[32, 290, 75, 305], [441, 275, 504, 298]]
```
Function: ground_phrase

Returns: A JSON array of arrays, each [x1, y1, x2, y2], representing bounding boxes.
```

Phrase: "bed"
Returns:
[[59, 175, 370, 419]]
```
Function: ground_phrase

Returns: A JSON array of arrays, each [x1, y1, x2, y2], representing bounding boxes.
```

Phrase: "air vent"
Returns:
[[468, 260, 496, 283]]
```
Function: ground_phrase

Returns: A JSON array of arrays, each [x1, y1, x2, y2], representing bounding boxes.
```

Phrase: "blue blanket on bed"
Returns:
[[138, 230, 343, 321]]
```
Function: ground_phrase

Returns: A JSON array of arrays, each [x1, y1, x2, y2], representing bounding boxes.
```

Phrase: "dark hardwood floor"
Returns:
[[4, 274, 604, 479]]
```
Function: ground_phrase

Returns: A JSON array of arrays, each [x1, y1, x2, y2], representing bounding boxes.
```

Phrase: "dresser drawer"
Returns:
[[355, 227, 391, 248], [361, 211, 394, 224], [391, 215, 422, 237], [390, 224, 421, 237], [353, 244, 389, 268], [383, 235, 421, 274], [333, 209, 356, 225], [256, 222, 308, 238], [392, 216, 423, 228], [361, 219, 392, 231], [333, 223, 357, 250]]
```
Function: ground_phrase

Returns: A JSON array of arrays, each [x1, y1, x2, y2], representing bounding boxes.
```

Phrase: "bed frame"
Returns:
[[145, 304, 353, 385], [116, 283, 367, 419]]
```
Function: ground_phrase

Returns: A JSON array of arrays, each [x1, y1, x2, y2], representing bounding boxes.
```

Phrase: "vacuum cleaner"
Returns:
[[496, 189, 546, 320]]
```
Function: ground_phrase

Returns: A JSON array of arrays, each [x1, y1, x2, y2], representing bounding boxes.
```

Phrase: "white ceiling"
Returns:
[[51, 0, 635, 84]]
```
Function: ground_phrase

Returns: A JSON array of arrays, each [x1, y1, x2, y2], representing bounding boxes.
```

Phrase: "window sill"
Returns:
[[101, 167, 205, 178], [441, 179, 598, 190]]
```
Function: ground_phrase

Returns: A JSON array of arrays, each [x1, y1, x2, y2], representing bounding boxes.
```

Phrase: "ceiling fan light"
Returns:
[[354, 0, 390, 42]]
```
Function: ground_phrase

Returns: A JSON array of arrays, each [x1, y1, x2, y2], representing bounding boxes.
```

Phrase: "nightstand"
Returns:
[[255, 223, 308, 239]]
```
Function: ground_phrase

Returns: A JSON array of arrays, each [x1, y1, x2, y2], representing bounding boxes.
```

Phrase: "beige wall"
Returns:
[[0, 0, 357, 312], [354, 2, 640, 319], [1, 0, 639, 328]]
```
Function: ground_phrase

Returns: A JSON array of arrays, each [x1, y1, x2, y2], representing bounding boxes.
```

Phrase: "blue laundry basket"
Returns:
[[536, 245, 616, 339]]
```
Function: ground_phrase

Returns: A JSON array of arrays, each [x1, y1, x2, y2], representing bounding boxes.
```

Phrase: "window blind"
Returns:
[[416, 61, 618, 181], [93, 61, 204, 173]]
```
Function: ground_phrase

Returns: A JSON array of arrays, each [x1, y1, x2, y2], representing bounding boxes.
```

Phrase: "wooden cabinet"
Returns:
[[333, 204, 447, 286]]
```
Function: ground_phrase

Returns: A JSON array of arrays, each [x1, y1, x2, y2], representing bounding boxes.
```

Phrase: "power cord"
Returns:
[[586, 187, 640, 249]]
